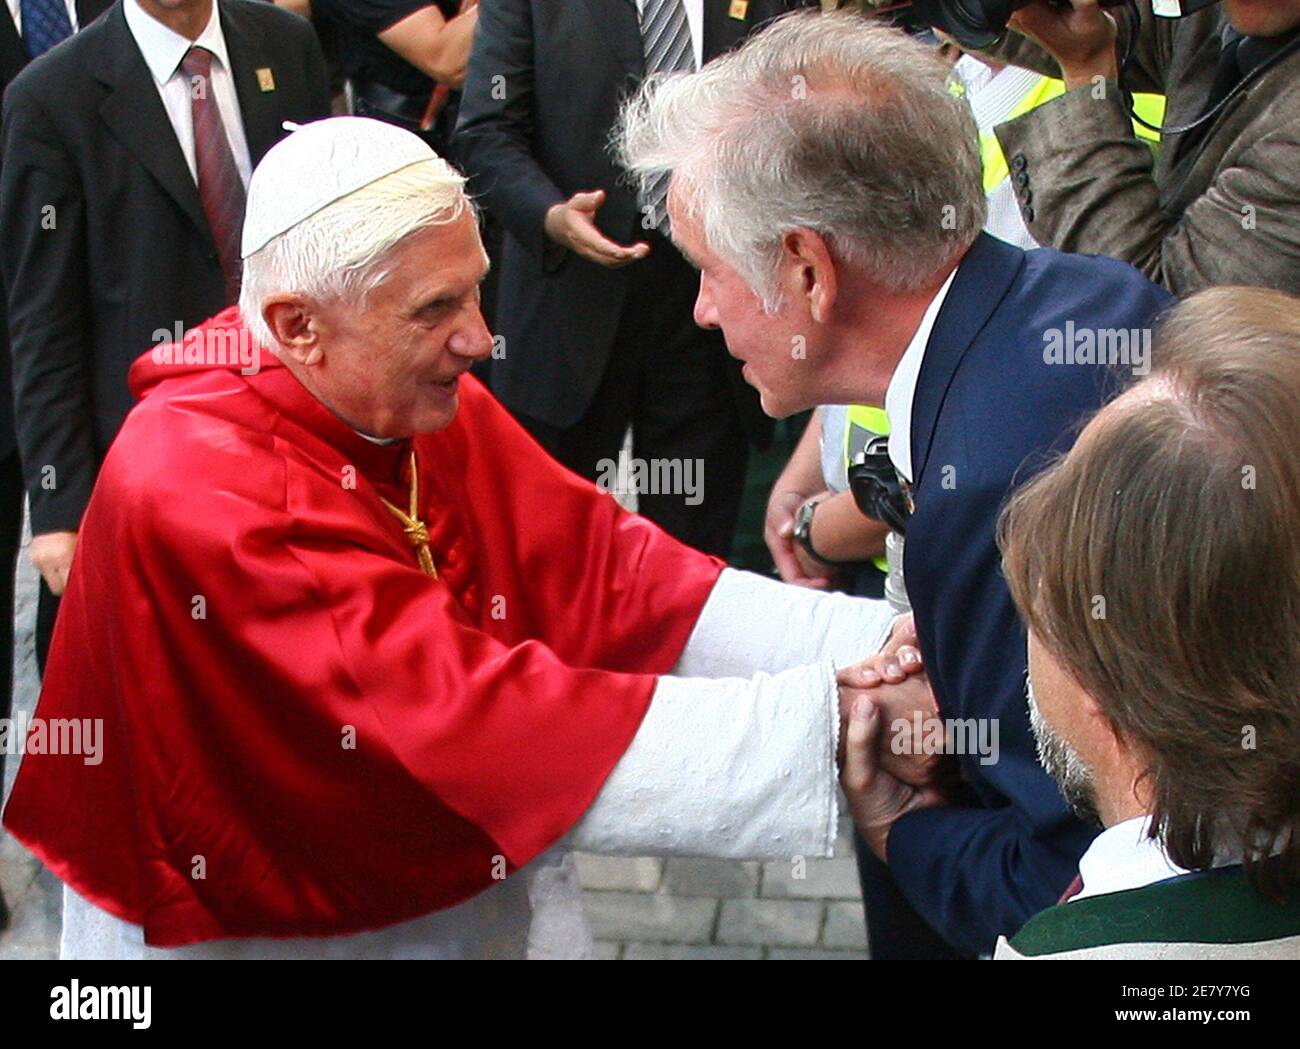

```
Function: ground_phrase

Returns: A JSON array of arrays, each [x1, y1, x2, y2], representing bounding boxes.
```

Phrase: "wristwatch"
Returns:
[[792, 498, 854, 569]]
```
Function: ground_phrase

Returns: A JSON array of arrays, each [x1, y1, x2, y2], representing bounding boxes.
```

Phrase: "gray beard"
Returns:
[[1027, 676, 1101, 826]]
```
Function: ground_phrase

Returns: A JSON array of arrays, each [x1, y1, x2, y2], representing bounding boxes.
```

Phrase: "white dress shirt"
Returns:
[[123, 0, 252, 188], [1072, 814, 1190, 902], [635, 0, 704, 70], [876, 56, 1046, 483], [882, 267, 959, 484], [5, 0, 79, 36]]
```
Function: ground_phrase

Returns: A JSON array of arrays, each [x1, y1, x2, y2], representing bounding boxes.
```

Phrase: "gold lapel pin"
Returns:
[[729, 0, 749, 20], [256, 68, 276, 92]]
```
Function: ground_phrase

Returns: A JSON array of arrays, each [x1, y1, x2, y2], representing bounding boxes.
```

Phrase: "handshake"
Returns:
[[835, 613, 951, 861]]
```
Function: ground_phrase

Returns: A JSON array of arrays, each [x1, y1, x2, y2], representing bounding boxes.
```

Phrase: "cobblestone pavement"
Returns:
[[576, 813, 868, 960], [0, 507, 869, 960], [0, 517, 59, 959]]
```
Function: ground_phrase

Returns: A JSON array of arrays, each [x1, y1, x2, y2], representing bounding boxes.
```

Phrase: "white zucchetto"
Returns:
[[241, 116, 438, 258]]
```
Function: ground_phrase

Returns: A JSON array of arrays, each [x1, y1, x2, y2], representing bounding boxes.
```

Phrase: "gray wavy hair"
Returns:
[[615, 10, 985, 310]]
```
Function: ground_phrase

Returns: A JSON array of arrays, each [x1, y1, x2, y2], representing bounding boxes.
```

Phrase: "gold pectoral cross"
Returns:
[[380, 451, 438, 578]]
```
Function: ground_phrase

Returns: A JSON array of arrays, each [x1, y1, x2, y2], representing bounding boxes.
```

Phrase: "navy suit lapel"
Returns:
[[94, 5, 214, 249], [910, 233, 1025, 488], [585, 0, 646, 79]]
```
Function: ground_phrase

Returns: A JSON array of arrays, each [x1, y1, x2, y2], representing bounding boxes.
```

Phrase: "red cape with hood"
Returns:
[[3, 309, 722, 946]]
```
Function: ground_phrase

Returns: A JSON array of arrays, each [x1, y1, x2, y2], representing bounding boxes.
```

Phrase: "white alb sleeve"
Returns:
[[673, 567, 896, 679], [568, 662, 840, 861]]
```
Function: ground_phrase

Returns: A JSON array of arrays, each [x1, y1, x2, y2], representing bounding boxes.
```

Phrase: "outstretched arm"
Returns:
[[572, 664, 844, 861]]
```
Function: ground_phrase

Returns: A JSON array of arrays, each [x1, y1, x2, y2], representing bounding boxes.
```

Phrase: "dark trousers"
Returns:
[[0, 449, 23, 788], [515, 233, 749, 560], [853, 829, 971, 960]]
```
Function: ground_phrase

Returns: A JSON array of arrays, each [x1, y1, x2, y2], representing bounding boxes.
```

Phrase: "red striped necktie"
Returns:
[[180, 45, 246, 304]]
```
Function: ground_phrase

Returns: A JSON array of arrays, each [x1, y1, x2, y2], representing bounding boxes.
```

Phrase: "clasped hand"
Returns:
[[836, 613, 948, 860]]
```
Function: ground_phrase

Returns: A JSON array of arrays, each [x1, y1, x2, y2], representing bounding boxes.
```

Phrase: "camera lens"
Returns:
[[912, 0, 1017, 49]]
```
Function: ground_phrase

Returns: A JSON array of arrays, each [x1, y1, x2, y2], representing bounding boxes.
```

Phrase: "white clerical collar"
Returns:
[[883, 266, 959, 484], [124, 0, 232, 86], [1073, 814, 1189, 902], [355, 430, 401, 446]]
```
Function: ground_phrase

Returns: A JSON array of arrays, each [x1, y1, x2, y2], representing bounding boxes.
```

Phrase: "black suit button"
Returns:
[[1019, 189, 1033, 206], [1024, 205, 1036, 222], [1015, 171, 1030, 188], [1011, 153, 1028, 173], [208, 252, 219, 264]]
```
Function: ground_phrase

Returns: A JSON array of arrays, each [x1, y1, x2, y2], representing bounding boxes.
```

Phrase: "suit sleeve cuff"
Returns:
[[29, 489, 89, 536], [993, 82, 1138, 232]]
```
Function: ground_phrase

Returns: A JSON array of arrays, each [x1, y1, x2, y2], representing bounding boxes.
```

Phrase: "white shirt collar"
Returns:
[[882, 266, 959, 484], [1073, 814, 1189, 902], [124, 0, 232, 86]]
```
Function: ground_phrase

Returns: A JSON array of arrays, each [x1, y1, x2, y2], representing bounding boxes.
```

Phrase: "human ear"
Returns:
[[262, 295, 324, 366], [781, 228, 838, 324]]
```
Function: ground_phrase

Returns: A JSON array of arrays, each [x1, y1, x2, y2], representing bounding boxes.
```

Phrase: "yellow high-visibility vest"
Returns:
[[977, 76, 1166, 194]]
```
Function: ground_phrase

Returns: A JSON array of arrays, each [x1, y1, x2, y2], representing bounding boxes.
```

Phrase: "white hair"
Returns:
[[239, 158, 473, 349], [615, 10, 986, 311]]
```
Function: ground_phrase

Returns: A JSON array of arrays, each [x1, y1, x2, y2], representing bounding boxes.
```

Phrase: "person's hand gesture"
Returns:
[[544, 190, 651, 268]]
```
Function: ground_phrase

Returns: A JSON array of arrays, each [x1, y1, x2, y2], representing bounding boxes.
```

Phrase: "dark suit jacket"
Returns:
[[991, 2, 1300, 296], [0, 0, 114, 464], [888, 233, 1173, 956], [0, 0, 330, 534], [455, 0, 811, 431]]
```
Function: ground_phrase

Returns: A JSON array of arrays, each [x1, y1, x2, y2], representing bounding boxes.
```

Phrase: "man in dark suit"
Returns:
[[0, 0, 114, 931], [454, 0, 813, 559], [619, 11, 1172, 956], [0, 0, 330, 674]]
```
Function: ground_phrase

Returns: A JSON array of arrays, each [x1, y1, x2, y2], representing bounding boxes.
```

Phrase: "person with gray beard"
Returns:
[[988, 286, 1300, 958]]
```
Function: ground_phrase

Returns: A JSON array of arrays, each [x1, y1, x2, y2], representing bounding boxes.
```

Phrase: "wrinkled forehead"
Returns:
[[373, 214, 491, 298]]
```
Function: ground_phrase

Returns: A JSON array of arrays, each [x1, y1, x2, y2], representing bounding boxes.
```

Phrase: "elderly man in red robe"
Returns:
[[2, 117, 930, 959]]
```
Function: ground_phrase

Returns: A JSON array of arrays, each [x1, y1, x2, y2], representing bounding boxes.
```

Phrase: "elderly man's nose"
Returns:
[[449, 309, 495, 360], [694, 283, 719, 330]]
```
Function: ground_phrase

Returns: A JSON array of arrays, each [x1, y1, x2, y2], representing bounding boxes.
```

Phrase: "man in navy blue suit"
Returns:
[[618, 10, 1173, 956]]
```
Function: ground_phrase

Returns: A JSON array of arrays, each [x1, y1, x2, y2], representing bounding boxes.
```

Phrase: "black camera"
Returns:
[[847, 435, 912, 536], [911, 0, 1128, 50]]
